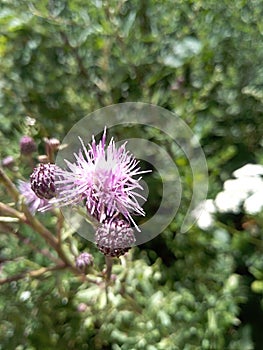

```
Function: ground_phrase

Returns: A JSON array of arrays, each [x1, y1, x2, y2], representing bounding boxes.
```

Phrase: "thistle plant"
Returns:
[[37, 128, 149, 258], [0, 128, 149, 290]]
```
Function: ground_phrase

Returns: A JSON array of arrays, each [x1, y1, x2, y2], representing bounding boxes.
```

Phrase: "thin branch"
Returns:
[[0, 202, 28, 223], [0, 264, 66, 285], [0, 167, 20, 202], [0, 201, 74, 269], [217, 221, 263, 250], [0, 222, 61, 265], [21, 203, 76, 268], [0, 201, 59, 251]]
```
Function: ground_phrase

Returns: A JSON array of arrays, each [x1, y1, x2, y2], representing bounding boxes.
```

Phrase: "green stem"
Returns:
[[105, 256, 113, 303], [105, 256, 113, 282], [217, 221, 263, 250]]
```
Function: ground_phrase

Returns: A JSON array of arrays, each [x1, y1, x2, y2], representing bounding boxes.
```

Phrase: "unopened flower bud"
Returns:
[[75, 252, 94, 272], [2, 156, 15, 169], [20, 136, 37, 155], [30, 163, 57, 200], [44, 137, 61, 151], [77, 303, 87, 312], [95, 219, 136, 258]]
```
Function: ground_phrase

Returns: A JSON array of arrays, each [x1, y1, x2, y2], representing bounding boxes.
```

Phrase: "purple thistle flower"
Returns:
[[52, 128, 148, 230], [18, 180, 51, 214]]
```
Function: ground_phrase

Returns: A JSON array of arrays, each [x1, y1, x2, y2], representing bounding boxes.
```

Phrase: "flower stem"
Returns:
[[0, 166, 20, 201], [105, 256, 113, 304], [105, 256, 113, 282]]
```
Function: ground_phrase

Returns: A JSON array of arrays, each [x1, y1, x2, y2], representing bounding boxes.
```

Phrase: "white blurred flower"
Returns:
[[233, 163, 263, 178], [192, 199, 216, 230], [20, 291, 31, 301], [215, 190, 242, 214], [192, 164, 263, 223], [215, 163, 263, 214], [223, 177, 263, 195], [25, 116, 36, 126], [244, 190, 263, 214]]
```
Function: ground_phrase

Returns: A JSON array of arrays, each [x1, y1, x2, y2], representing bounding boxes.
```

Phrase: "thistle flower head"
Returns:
[[30, 163, 57, 200], [18, 180, 50, 214], [53, 128, 148, 229], [95, 218, 135, 257]]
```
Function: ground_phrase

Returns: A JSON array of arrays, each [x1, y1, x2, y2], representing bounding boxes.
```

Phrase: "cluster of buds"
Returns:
[[24, 129, 148, 258]]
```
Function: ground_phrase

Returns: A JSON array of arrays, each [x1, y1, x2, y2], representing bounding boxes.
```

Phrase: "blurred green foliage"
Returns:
[[1, 1, 263, 349]]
